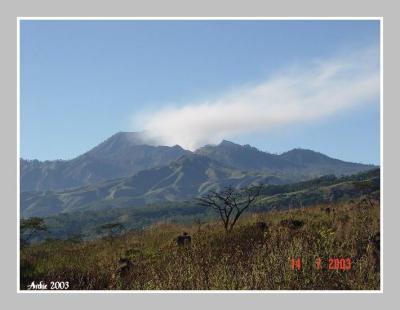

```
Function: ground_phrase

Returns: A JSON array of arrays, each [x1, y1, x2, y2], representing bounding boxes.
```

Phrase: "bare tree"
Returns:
[[197, 184, 263, 233]]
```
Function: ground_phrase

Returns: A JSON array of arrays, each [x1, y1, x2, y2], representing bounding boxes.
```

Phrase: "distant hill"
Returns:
[[29, 168, 380, 241], [21, 153, 282, 218], [21, 132, 189, 192], [20, 132, 378, 217], [196, 140, 375, 180], [21, 150, 378, 219], [21, 132, 376, 193]]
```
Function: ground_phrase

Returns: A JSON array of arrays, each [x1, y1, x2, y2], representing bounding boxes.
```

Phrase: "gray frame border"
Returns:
[[1, 0, 398, 309]]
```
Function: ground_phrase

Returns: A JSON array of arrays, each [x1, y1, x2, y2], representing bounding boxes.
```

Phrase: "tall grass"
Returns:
[[20, 199, 380, 290]]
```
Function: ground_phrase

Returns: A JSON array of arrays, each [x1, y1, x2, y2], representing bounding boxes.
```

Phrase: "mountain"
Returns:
[[196, 140, 296, 171], [21, 153, 282, 218], [21, 132, 189, 192], [21, 133, 376, 193], [30, 168, 380, 241], [195, 141, 375, 180], [20, 132, 378, 217]]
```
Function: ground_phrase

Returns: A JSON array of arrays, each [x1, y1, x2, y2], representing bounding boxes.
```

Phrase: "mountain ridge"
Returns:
[[195, 140, 375, 178], [21, 152, 280, 217], [21, 132, 377, 198], [21, 132, 190, 192]]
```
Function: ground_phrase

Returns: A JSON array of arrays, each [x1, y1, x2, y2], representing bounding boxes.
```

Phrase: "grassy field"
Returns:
[[20, 198, 380, 290]]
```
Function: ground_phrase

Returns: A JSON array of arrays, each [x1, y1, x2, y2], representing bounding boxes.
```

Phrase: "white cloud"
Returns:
[[135, 47, 379, 150]]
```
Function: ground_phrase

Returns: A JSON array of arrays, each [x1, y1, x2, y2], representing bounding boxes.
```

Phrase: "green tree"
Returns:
[[20, 217, 48, 245], [96, 222, 125, 241], [354, 180, 375, 207]]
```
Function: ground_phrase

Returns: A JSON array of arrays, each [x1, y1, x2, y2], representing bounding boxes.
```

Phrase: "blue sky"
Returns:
[[20, 20, 380, 164]]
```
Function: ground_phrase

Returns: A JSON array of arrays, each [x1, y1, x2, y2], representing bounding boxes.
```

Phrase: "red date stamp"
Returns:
[[291, 257, 352, 270], [327, 258, 352, 270]]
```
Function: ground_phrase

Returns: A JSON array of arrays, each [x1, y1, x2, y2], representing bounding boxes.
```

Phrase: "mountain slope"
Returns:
[[29, 168, 380, 241], [196, 141, 375, 180], [195, 140, 296, 171], [21, 133, 376, 193], [21, 154, 280, 218], [21, 132, 189, 192]]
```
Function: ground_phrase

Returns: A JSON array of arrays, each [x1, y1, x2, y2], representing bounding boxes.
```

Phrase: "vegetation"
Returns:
[[24, 169, 379, 242], [21, 135, 377, 218], [20, 217, 48, 246], [20, 197, 380, 290], [96, 222, 126, 240]]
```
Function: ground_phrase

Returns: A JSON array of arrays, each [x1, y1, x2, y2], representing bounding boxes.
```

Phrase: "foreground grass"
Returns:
[[20, 199, 380, 290]]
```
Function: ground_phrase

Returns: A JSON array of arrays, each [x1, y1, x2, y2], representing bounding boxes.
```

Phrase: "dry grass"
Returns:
[[20, 199, 380, 290]]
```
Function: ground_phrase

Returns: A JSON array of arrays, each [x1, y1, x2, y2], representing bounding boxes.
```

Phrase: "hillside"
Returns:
[[25, 169, 379, 241], [20, 132, 189, 192], [196, 140, 375, 179], [20, 197, 380, 290], [21, 132, 376, 193], [21, 154, 279, 218]]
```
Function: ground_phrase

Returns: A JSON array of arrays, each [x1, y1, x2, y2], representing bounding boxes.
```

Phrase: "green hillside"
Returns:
[[21, 154, 280, 218], [25, 169, 379, 242]]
